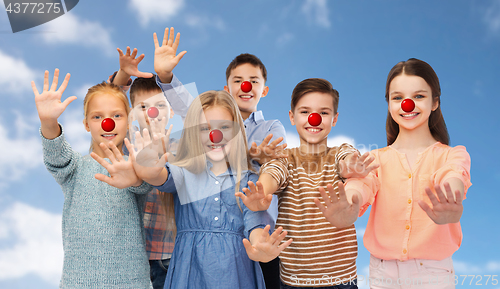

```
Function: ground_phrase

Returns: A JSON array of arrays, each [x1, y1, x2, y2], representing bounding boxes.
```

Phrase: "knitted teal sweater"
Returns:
[[41, 126, 153, 288]]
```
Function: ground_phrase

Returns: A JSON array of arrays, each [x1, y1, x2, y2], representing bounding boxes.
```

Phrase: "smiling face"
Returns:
[[224, 63, 269, 120], [84, 93, 129, 158], [131, 90, 172, 130], [289, 92, 338, 153], [388, 73, 439, 133], [199, 106, 235, 166]]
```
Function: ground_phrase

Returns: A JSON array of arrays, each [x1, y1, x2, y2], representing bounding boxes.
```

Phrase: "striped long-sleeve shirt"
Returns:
[[260, 144, 359, 287]]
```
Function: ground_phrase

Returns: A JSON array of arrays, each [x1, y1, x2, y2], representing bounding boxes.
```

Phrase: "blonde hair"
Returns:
[[170, 90, 252, 210], [83, 82, 131, 152]]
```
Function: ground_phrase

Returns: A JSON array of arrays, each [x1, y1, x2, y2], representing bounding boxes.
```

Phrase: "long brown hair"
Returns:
[[385, 58, 449, 146]]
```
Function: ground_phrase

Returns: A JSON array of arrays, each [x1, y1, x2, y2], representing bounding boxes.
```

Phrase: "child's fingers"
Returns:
[[117, 47, 124, 57], [174, 50, 187, 62], [235, 192, 247, 200], [259, 225, 271, 243], [168, 27, 174, 46], [434, 185, 448, 204], [124, 138, 135, 157], [50, 68, 59, 91], [318, 187, 331, 205], [242, 238, 255, 256], [57, 73, 71, 94], [136, 53, 145, 63], [261, 134, 273, 146], [418, 200, 436, 220], [337, 183, 348, 202], [162, 27, 169, 46], [269, 136, 283, 148], [314, 197, 327, 214], [425, 187, 440, 207], [153, 32, 160, 49], [268, 226, 283, 244], [100, 143, 118, 163], [61, 96, 77, 109], [272, 228, 288, 246], [326, 184, 340, 202], [131, 47, 138, 58], [94, 173, 113, 185], [247, 181, 257, 194], [443, 182, 455, 202], [108, 141, 124, 162], [43, 70, 50, 91], [31, 81, 39, 96], [455, 189, 463, 205], [256, 181, 265, 195], [90, 152, 111, 170], [173, 31, 181, 50], [125, 46, 131, 56], [277, 237, 293, 252]]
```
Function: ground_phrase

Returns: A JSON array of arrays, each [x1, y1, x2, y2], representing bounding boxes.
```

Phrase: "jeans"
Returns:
[[150, 259, 170, 289], [280, 279, 358, 289]]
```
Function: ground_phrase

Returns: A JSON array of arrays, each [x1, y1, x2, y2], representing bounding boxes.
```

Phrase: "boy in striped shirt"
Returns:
[[237, 78, 376, 288]]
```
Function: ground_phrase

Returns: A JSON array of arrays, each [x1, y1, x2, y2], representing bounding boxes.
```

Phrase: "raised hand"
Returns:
[[243, 225, 293, 263], [249, 134, 288, 165], [339, 152, 379, 179], [124, 138, 169, 186], [91, 141, 142, 189], [235, 181, 273, 212], [153, 27, 187, 83], [33, 69, 77, 139], [418, 182, 463, 224], [116, 46, 153, 78], [314, 183, 360, 228]]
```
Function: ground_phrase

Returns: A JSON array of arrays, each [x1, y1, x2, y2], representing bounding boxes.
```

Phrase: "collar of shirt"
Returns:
[[244, 110, 265, 127]]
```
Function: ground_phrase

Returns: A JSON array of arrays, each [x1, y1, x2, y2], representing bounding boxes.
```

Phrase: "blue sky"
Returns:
[[1, 0, 499, 288]]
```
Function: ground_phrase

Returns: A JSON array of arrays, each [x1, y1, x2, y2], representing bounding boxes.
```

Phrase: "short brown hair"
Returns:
[[291, 78, 339, 113], [129, 76, 162, 106], [385, 58, 449, 145], [225, 53, 267, 83]]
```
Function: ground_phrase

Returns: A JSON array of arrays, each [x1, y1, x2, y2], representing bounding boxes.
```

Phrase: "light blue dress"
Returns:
[[155, 162, 273, 289]]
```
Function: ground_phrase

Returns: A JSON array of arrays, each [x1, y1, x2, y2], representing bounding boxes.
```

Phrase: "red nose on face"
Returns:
[[308, 113, 322, 126], [401, 99, 415, 112], [147, 107, 159, 118], [101, 118, 115, 132], [241, 81, 252, 93], [209, 129, 223, 143]]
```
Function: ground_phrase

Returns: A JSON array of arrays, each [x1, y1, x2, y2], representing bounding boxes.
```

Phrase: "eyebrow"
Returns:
[[297, 106, 333, 111], [390, 89, 429, 96], [232, 76, 260, 79]]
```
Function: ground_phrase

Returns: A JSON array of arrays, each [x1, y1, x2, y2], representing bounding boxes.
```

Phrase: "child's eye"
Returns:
[[414, 94, 425, 99], [221, 125, 231, 130], [92, 115, 101, 120], [320, 112, 329, 115], [251, 80, 258, 84], [114, 114, 122, 118], [140, 105, 147, 110], [200, 127, 209, 131], [234, 80, 241, 83], [392, 96, 403, 101], [157, 103, 167, 108], [300, 111, 308, 114]]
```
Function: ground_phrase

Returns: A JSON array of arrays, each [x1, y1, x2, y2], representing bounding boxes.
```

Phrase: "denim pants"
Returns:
[[150, 259, 170, 289]]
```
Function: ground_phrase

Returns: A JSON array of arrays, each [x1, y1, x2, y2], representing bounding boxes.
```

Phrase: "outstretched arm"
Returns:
[[314, 182, 361, 228], [154, 27, 187, 83], [33, 69, 77, 140], [236, 173, 279, 211], [243, 225, 293, 263]]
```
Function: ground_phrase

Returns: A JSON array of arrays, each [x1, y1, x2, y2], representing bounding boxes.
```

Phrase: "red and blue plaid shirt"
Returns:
[[144, 189, 175, 260]]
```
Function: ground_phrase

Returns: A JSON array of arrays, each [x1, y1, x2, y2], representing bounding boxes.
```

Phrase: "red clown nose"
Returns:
[[209, 129, 223, 143], [401, 99, 415, 112], [101, 118, 115, 132], [308, 113, 322, 126], [241, 81, 252, 93], [147, 107, 159, 118]]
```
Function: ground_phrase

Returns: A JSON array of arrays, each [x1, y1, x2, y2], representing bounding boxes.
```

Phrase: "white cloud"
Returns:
[[356, 226, 365, 239], [285, 131, 368, 154], [484, 0, 500, 34], [0, 202, 63, 285], [0, 50, 39, 94], [129, 0, 184, 27], [39, 13, 114, 55], [185, 14, 225, 31], [276, 32, 294, 48], [302, 0, 330, 28], [0, 113, 43, 187]]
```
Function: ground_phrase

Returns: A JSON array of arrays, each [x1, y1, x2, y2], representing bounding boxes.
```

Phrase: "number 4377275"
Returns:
[[5, 3, 62, 14]]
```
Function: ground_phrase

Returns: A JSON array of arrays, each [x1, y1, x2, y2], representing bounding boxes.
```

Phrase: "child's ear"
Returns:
[[170, 107, 174, 118], [223, 85, 230, 94], [289, 110, 295, 126], [432, 100, 439, 111], [331, 112, 339, 127], [83, 119, 90, 132], [261, 86, 269, 98]]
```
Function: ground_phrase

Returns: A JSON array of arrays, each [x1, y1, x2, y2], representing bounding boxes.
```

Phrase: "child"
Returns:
[[125, 90, 292, 289], [110, 39, 188, 289], [339, 58, 471, 289], [33, 69, 153, 288], [153, 28, 287, 287], [238, 78, 371, 288]]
